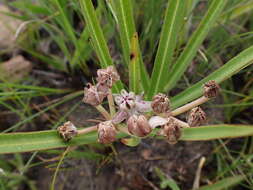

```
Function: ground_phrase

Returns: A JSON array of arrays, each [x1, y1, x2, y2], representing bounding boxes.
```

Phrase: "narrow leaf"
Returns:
[[171, 45, 253, 109], [113, 0, 150, 91], [164, 0, 227, 92], [129, 33, 140, 93], [181, 125, 253, 141], [79, 0, 123, 92], [1, 125, 253, 154], [147, 0, 185, 99], [121, 136, 141, 147], [197, 175, 244, 190]]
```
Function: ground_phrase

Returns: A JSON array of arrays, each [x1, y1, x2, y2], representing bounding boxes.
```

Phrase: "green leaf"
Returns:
[[155, 167, 180, 190], [164, 0, 227, 92], [197, 175, 244, 190], [79, 0, 123, 92], [147, 0, 185, 99], [113, 0, 150, 91], [181, 125, 253, 141], [129, 33, 140, 93], [121, 136, 141, 147], [1, 125, 253, 154], [171, 45, 253, 109]]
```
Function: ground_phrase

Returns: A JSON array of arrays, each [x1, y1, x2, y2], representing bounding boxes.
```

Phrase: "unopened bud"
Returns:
[[187, 107, 207, 127], [162, 118, 181, 144], [151, 93, 170, 113], [112, 110, 129, 124], [57, 121, 78, 141], [96, 66, 120, 88], [203, 80, 220, 98], [127, 115, 152, 137], [83, 83, 107, 106], [97, 121, 117, 144]]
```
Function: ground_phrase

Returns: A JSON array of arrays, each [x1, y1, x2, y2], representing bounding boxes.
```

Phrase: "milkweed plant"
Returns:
[[1, 0, 253, 155]]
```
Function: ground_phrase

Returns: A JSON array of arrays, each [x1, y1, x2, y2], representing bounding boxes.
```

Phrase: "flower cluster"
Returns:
[[57, 66, 220, 145], [83, 66, 120, 106]]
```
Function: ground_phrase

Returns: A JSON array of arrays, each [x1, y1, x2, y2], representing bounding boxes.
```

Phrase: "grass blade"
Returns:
[[171, 45, 253, 109], [129, 33, 140, 93], [1, 124, 253, 154], [197, 175, 244, 190], [112, 0, 150, 91], [181, 125, 253, 141], [164, 0, 227, 92], [79, 0, 123, 92], [147, 0, 185, 99]]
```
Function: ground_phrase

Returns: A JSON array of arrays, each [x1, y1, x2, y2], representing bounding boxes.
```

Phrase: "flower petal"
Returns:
[[148, 116, 168, 129], [135, 101, 152, 113]]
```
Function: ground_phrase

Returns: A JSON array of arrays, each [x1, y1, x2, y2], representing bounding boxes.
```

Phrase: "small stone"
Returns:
[[57, 121, 78, 141], [203, 80, 220, 98]]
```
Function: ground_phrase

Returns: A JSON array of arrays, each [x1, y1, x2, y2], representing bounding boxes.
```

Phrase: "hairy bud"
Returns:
[[203, 80, 220, 98], [57, 121, 78, 141], [162, 118, 181, 144], [83, 83, 107, 106], [127, 115, 152, 137], [151, 93, 170, 113], [96, 66, 120, 88], [97, 121, 117, 144], [112, 110, 129, 124], [187, 107, 207, 127]]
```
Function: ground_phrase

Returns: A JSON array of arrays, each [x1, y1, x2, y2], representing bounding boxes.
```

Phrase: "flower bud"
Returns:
[[151, 93, 170, 113], [187, 107, 207, 127], [57, 121, 78, 141], [112, 110, 129, 124], [97, 121, 117, 144], [127, 115, 152, 137], [96, 66, 120, 88], [203, 80, 220, 98], [83, 83, 107, 106], [162, 118, 181, 144]]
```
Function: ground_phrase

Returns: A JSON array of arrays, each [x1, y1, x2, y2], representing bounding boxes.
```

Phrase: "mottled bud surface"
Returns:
[[203, 80, 220, 98], [96, 66, 120, 88], [83, 83, 107, 106], [98, 121, 117, 144], [187, 107, 207, 127], [57, 121, 78, 141], [127, 115, 152, 137], [163, 118, 181, 144], [112, 110, 129, 124], [151, 93, 170, 113]]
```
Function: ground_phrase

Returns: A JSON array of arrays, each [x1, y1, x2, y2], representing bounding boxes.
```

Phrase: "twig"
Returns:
[[78, 126, 97, 135], [171, 96, 209, 116], [95, 105, 111, 120], [107, 89, 116, 116]]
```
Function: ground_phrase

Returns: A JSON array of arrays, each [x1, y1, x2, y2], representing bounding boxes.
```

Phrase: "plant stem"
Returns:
[[171, 96, 209, 116], [107, 89, 116, 116], [78, 126, 97, 135], [95, 105, 111, 120], [172, 117, 190, 128]]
